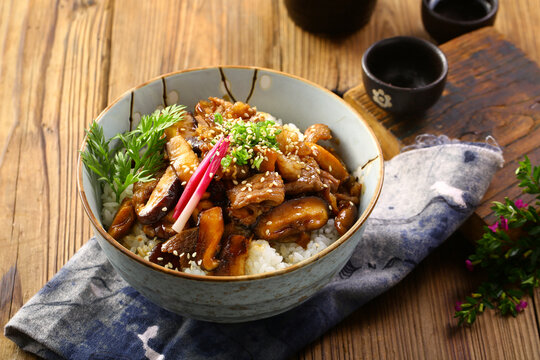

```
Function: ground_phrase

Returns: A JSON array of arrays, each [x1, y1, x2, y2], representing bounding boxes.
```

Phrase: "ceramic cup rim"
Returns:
[[421, 0, 499, 26], [77, 65, 385, 283], [361, 36, 448, 93]]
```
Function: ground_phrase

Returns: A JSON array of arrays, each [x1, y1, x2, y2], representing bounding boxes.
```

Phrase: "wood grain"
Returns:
[[0, 0, 112, 358], [1, 0, 539, 359]]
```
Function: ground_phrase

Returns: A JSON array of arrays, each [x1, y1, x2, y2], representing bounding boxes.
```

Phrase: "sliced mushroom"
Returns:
[[308, 143, 349, 181], [136, 166, 181, 225], [148, 242, 181, 271], [132, 176, 161, 211], [167, 135, 200, 183], [213, 235, 250, 276], [335, 201, 358, 236], [254, 197, 329, 241], [195, 207, 224, 271], [161, 228, 199, 268], [108, 198, 136, 240], [304, 124, 332, 144]]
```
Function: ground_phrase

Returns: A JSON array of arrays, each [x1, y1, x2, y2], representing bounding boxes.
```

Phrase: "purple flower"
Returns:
[[488, 222, 499, 232], [500, 217, 509, 231], [516, 300, 528, 312], [515, 199, 528, 209], [465, 259, 474, 272], [455, 301, 463, 311]]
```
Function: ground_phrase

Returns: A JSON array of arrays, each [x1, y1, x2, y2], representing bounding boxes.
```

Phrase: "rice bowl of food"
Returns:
[[78, 66, 383, 322]]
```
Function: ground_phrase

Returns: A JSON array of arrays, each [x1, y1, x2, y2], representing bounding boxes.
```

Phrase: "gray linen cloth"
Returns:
[[5, 135, 504, 360]]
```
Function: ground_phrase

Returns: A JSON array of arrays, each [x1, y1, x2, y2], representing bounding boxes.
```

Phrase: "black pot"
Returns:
[[362, 36, 448, 115], [284, 0, 377, 36], [422, 0, 499, 43]]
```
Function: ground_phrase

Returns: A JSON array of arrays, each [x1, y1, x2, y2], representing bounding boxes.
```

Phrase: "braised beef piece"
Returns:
[[284, 157, 325, 195], [108, 198, 136, 240], [227, 172, 285, 209]]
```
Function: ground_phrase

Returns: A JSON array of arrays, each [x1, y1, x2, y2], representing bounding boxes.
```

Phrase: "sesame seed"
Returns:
[[266, 221, 273, 225], [181, 181, 187, 185], [265, 171, 270, 176], [193, 252, 197, 257], [272, 181, 278, 186], [209, 172, 214, 178], [241, 186, 247, 191], [157, 257, 163, 261], [197, 260, 202, 266], [266, 229, 271, 236], [349, 201, 355, 206], [173, 250, 178, 256], [187, 253, 191, 259], [267, 189, 272, 193], [179, 252, 185, 257], [233, 180, 238, 185], [323, 184, 329, 188], [162, 207, 167, 211], [180, 128, 186, 131], [247, 194, 252, 198], [260, 177, 265, 182], [329, 165, 333, 172]]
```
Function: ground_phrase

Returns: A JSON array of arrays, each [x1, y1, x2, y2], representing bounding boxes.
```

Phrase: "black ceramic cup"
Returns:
[[422, 0, 499, 43], [284, 0, 377, 36], [361, 36, 448, 115]]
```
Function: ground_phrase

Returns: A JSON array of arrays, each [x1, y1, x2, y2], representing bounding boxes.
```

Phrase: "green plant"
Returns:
[[454, 156, 540, 326]]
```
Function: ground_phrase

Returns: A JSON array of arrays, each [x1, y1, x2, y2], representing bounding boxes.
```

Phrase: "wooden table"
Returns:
[[1, 0, 539, 358]]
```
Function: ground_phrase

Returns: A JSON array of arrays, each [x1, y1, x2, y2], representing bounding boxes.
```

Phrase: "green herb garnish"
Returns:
[[454, 156, 540, 326], [214, 113, 282, 170], [81, 104, 186, 201]]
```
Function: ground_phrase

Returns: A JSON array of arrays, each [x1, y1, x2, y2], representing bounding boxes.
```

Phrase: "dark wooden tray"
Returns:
[[344, 27, 540, 239]]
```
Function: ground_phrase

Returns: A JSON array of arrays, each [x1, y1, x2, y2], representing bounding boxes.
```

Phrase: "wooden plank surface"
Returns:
[[1, 0, 539, 359]]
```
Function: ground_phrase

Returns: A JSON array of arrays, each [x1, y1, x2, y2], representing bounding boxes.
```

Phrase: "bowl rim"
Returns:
[[421, 0, 499, 26], [361, 36, 448, 92], [77, 65, 384, 282]]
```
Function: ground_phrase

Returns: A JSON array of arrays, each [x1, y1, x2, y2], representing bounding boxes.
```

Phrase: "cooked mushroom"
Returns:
[[148, 242, 182, 270], [308, 143, 349, 181], [213, 235, 250, 276], [108, 198, 136, 240], [254, 197, 329, 241], [304, 124, 332, 144], [195, 207, 224, 271], [135, 166, 182, 224], [161, 228, 198, 268], [335, 201, 358, 235], [167, 134, 200, 183]]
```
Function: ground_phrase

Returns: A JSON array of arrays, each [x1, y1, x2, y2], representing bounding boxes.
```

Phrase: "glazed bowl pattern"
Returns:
[[78, 66, 383, 323]]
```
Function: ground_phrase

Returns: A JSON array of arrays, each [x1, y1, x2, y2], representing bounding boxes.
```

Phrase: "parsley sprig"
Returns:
[[454, 156, 540, 326], [214, 113, 281, 170], [81, 104, 186, 202]]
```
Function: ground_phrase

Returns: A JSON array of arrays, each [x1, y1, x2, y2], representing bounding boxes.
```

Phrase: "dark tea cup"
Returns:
[[284, 0, 377, 36], [361, 36, 448, 115], [422, 0, 499, 43]]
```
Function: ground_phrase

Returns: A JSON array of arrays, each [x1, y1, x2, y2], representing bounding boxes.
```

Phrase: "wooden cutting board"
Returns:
[[344, 27, 540, 240]]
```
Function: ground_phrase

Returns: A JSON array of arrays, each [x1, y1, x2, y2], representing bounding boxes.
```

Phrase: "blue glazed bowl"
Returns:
[[78, 66, 384, 323]]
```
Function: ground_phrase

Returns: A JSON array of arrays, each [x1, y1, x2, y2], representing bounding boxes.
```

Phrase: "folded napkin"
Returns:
[[5, 135, 503, 360]]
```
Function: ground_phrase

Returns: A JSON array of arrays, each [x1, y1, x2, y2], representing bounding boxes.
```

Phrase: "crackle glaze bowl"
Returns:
[[78, 66, 384, 323]]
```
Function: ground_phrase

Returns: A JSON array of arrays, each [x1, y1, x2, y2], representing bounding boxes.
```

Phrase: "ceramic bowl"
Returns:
[[78, 66, 384, 323], [422, 0, 499, 43], [284, 0, 378, 36], [362, 36, 448, 115]]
